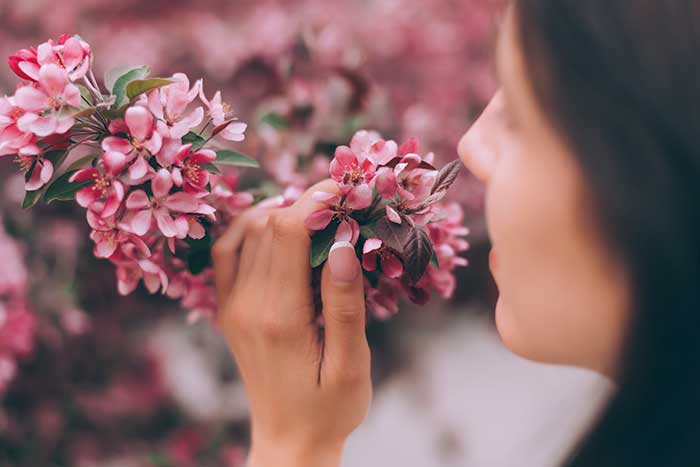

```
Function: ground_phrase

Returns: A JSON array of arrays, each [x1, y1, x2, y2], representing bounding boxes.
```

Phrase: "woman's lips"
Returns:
[[489, 248, 498, 271]]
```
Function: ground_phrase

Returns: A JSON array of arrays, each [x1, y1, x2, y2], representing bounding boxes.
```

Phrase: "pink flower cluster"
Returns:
[[305, 130, 469, 320], [0, 219, 36, 395], [3, 36, 469, 323], [1, 35, 90, 190], [2, 35, 255, 321]]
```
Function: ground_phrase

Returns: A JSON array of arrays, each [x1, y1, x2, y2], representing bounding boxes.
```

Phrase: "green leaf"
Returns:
[[360, 222, 377, 239], [104, 65, 137, 92], [78, 84, 92, 105], [181, 131, 206, 150], [43, 150, 69, 170], [44, 171, 92, 203], [65, 155, 97, 172], [259, 112, 289, 129], [430, 251, 440, 269], [22, 189, 43, 209], [311, 222, 339, 268], [201, 162, 221, 175], [215, 150, 260, 168], [110, 66, 149, 109], [126, 78, 172, 100]]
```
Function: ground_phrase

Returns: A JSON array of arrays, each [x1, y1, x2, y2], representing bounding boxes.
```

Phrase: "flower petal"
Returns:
[[131, 209, 153, 235], [386, 205, 402, 224], [152, 168, 174, 199], [126, 190, 150, 209], [14, 86, 47, 113], [102, 136, 132, 154], [154, 209, 177, 237], [381, 252, 404, 278], [129, 156, 149, 181], [346, 184, 373, 210], [125, 106, 153, 142], [304, 209, 334, 231]]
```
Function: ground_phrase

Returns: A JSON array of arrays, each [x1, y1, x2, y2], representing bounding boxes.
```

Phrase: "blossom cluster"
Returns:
[[306, 130, 469, 319], [1, 35, 256, 321], [2, 35, 469, 323]]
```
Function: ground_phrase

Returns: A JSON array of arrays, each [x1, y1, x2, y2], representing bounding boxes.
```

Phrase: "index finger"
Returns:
[[259, 179, 340, 326], [288, 178, 340, 228]]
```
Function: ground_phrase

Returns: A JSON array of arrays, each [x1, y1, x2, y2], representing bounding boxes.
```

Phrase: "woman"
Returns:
[[212, 1, 700, 466]]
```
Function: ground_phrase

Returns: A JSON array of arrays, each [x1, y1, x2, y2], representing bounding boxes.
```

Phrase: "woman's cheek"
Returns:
[[485, 138, 567, 363], [486, 153, 537, 358]]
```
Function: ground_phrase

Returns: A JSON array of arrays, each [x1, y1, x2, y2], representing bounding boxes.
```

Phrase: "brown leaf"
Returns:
[[403, 227, 434, 284], [375, 217, 412, 253], [380, 156, 436, 171], [430, 159, 462, 195]]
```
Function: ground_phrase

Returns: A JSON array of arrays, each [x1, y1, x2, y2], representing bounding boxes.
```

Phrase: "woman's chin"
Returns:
[[494, 297, 543, 364]]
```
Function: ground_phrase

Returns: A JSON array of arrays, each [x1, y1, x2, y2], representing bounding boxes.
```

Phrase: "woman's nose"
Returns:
[[457, 91, 504, 183]]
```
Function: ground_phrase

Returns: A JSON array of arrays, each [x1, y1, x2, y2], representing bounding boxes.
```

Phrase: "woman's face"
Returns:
[[458, 6, 630, 376]]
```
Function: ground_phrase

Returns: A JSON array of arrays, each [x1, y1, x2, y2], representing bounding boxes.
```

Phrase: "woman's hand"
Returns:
[[213, 179, 372, 467]]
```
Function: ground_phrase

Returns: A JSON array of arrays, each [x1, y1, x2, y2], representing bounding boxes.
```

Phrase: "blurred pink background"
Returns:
[[0, 1, 609, 466]]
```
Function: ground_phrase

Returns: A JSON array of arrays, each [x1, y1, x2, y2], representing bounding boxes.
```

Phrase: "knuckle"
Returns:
[[211, 238, 233, 263], [260, 315, 292, 341], [247, 215, 268, 235], [326, 304, 364, 325], [268, 209, 305, 242], [335, 361, 370, 386]]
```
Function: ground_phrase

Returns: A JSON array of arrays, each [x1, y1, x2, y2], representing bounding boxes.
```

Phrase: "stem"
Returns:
[[89, 69, 101, 94], [201, 117, 213, 134], [81, 76, 102, 103]]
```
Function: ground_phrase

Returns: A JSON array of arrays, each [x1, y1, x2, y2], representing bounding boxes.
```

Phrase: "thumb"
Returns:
[[321, 241, 369, 365]]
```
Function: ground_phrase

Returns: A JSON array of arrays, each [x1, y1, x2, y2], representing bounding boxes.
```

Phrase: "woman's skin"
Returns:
[[213, 5, 632, 466]]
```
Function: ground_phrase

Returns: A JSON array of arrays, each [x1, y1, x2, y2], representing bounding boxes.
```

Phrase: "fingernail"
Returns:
[[329, 241, 359, 283]]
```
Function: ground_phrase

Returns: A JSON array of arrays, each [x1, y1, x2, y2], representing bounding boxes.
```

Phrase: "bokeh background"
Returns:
[[0, 1, 610, 466]]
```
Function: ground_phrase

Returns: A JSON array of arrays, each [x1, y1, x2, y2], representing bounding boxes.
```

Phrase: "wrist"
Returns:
[[247, 437, 344, 467]]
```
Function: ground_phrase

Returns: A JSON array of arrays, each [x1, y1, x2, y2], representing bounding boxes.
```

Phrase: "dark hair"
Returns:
[[514, 1, 700, 465]]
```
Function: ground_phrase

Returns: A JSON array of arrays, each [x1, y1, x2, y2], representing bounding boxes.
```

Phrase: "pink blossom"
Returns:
[[393, 154, 437, 208], [87, 210, 150, 259], [304, 191, 360, 244], [147, 73, 203, 139], [7, 47, 39, 82], [70, 151, 127, 218], [14, 64, 80, 137], [362, 238, 403, 278], [329, 145, 376, 210], [125, 168, 203, 238], [102, 105, 163, 181], [211, 174, 254, 215], [21, 152, 54, 191], [199, 87, 247, 142], [350, 130, 397, 165], [365, 276, 401, 320], [35, 35, 92, 81], [114, 258, 169, 296], [0, 95, 34, 156], [0, 305, 37, 357], [171, 146, 217, 194]]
